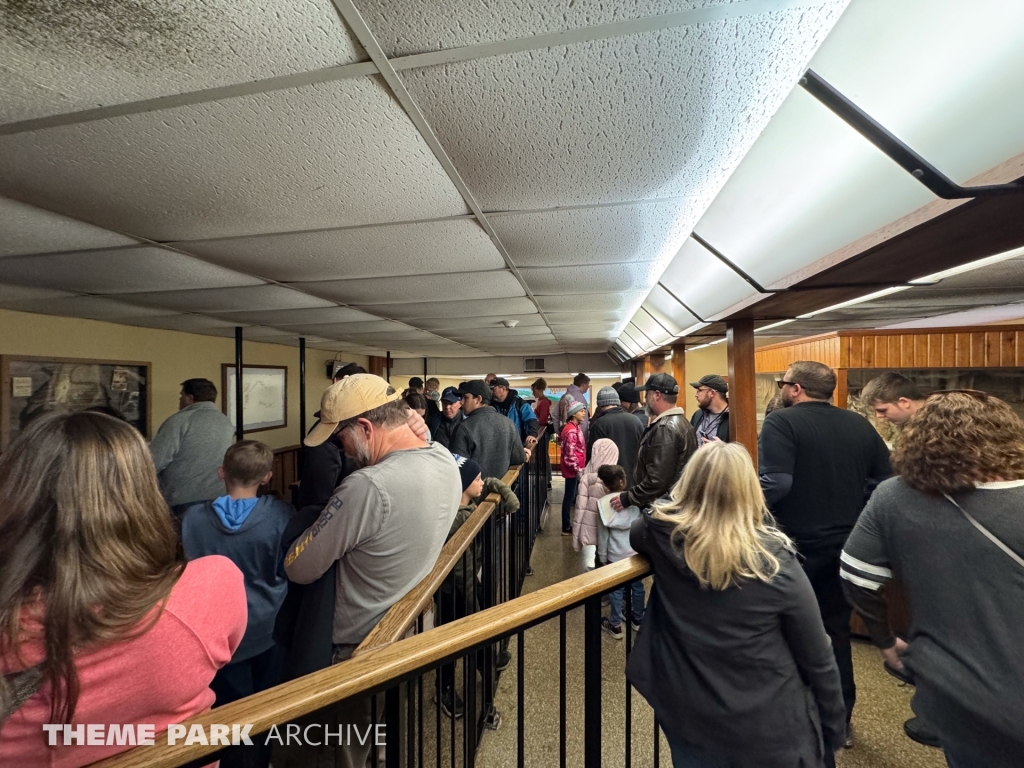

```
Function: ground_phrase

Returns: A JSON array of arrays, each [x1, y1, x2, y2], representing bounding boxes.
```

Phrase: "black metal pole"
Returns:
[[385, 351, 391, 383], [423, 356, 427, 382], [234, 327, 244, 442], [298, 337, 307, 440]]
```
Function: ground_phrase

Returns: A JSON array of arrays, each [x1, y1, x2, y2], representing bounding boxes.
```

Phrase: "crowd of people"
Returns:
[[1, 361, 1022, 768]]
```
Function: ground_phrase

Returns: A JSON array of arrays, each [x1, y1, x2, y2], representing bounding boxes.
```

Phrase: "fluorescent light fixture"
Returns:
[[756, 319, 797, 332], [908, 245, 1024, 285], [796, 286, 910, 319], [689, 338, 727, 351], [680, 322, 711, 336]]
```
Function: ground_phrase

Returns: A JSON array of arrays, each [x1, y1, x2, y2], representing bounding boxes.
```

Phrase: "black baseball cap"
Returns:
[[454, 380, 491, 401], [636, 373, 679, 395], [490, 376, 510, 389], [690, 374, 728, 394], [617, 382, 641, 403], [440, 386, 461, 404]]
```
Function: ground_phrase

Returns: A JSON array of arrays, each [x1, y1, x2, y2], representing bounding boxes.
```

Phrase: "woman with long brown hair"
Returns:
[[841, 391, 1024, 768], [0, 411, 247, 767], [627, 441, 845, 768]]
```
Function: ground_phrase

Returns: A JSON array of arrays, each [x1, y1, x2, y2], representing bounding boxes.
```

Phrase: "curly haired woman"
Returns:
[[841, 391, 1024, 768]]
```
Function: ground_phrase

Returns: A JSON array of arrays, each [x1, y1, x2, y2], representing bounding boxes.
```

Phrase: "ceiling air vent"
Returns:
[[524, 357, 545, 373]]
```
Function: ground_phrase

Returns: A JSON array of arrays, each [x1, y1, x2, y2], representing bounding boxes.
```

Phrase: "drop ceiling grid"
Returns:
[[0, 77, 471, 242], [0, 0, 366, 124]]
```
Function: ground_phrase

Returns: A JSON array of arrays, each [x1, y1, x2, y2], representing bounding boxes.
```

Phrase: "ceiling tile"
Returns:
[[0, 294, 180, 321], [304, 270, 524, 305], [363, 297, 538, 319], [119, 284, 336, 313], [176, 218, 503, 282], [129, 314, 242, 331], [522, 263, 667, 295], [536, 292, 645, 313], [281, 320, 418, 337], [360, 0, 744, 57], [490, 199, 705, 268], [0, 284, 76, 304], [549, 321, 620, 333], [0, 0, 364, 123], [215, 306, 382, 326], [0, 197, 139, 257], [0, 247, 263, 294], [0, 78, 469, 241], [545, 310, 627, 324], [401, 5, 845, 210], [411, 314, 545, 331]]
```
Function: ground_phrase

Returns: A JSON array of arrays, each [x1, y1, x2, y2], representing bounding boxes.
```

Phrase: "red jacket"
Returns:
[[559, 422, 587, 479]]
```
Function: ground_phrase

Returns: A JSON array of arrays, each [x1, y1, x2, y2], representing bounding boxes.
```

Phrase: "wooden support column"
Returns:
[[727, 319, 757, 460], [670, 344, 686, 390]]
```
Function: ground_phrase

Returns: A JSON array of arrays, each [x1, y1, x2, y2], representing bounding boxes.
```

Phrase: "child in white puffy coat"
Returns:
[[596, 464, 645, 639], [571, 439, 619, 572]]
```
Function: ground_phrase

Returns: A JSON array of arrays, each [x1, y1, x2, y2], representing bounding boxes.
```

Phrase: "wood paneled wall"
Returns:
[[261, 445, 300, 502], [755, 333, 841, 373], [755, 326, 1024, 374], [841, 329, 1024, 368]]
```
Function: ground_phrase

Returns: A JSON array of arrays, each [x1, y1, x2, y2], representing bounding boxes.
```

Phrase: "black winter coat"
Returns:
[[587, 407, 643, 490], [621, 408, 697, 509], [627, 513, 846, 767]]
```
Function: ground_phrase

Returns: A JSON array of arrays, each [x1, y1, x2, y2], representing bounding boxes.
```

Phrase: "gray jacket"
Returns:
[[448, 405, 526, 481], [150, 401, 235, 507]]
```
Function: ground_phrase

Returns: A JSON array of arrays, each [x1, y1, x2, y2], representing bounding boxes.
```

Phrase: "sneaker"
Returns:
[[843, 722, 853, 749], [436, 687, 465, 719], [903, 717, 941, 748], [496, 649, 512, 671], [561, 528, 572, 536], [630, 616, 643, 633], [601, 618, 624, 640], [601, 595, 610, 607]]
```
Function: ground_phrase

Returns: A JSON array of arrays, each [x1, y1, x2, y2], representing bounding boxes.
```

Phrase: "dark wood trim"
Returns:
[[220, 364, 288, 435]]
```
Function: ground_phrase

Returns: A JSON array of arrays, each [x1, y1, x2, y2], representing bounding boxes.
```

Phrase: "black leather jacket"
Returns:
[[621, 408, 698, 509]]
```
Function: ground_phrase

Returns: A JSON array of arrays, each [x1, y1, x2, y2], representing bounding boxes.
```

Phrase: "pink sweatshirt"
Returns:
[[0, 556, 247, 768]]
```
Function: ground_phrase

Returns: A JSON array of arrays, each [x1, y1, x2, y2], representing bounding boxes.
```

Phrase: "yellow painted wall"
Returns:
[[681, 343, 729, 419], [0, 308, 367, 450]]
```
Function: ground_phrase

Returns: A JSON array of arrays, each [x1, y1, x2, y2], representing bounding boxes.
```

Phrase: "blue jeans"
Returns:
[[608, 579, 645, 628], [561, 476, 578, 531]]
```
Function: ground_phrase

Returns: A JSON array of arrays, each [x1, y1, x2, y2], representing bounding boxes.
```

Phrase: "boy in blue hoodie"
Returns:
[[181, 440, 291, 766]]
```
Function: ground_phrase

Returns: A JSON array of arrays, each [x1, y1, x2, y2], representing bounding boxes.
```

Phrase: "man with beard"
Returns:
[[610, 373, 696, 512], [758, 360, 891, 745], [689, 374, 730, 444], [284, 374, 460, 767]]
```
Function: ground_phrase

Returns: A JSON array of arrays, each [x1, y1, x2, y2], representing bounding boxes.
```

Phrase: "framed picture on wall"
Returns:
[[1, 355, 151, 450], [221, 364, 288, 433]]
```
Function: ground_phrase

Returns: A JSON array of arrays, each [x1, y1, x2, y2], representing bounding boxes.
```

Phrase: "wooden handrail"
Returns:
[[353, 465, 522, 655], [90, 557, 651, 768]]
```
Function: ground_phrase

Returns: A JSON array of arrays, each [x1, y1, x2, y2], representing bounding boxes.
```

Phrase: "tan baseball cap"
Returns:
[[304, 374, 402, 447]]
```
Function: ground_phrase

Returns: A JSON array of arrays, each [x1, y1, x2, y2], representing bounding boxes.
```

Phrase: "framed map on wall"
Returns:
[[1, 355, 151, 449], [222, 364, 287, 433]]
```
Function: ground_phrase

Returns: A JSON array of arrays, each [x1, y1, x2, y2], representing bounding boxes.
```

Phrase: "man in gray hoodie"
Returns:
[[150, 378, 234, 514]]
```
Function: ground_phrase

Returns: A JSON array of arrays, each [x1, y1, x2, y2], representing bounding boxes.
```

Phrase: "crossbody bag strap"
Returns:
[[1, 665, 44, 726], [944, 493, 1024, 570]]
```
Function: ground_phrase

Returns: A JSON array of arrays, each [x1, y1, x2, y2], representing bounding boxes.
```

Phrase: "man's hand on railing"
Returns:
[[524, 447, 532, 462], [525, 435, 538, 449]]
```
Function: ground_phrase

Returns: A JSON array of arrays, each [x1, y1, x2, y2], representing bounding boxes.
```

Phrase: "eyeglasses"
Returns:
[[776, 379, 800, 389]]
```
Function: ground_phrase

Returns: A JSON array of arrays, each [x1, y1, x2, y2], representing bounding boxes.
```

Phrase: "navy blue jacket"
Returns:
[[181, 495, 292, 662]]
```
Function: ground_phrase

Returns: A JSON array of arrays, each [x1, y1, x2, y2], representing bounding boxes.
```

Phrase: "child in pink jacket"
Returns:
[[572, 438, 619, 572], [559, 400, 588, 535]]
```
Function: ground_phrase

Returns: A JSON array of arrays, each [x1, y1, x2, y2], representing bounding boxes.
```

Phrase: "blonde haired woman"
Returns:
[[627, 442, 845, 768], [0, 412, 247, 767]]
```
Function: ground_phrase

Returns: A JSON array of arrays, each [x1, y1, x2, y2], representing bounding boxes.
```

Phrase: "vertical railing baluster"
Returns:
[[584, 596, 602, 768], [559, 612, 567, 768], [625, 589, 632, 768], [517, 629, 525, 768], [654, 717, 660, 767], [385, 686, 401, 768]]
